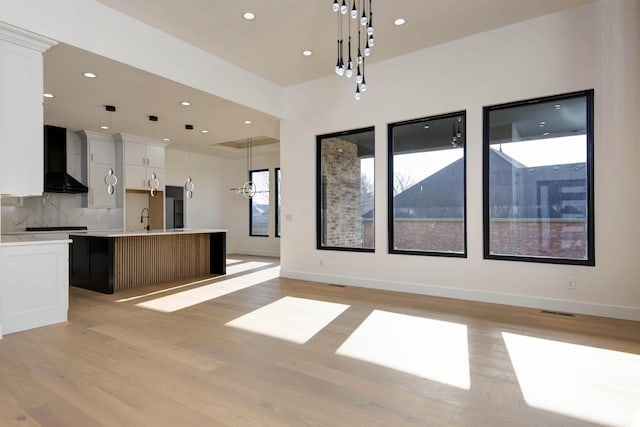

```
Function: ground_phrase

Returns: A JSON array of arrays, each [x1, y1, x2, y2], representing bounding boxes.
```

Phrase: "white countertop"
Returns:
[[0, 233, 72, 247], [71, 228, 227, 238]]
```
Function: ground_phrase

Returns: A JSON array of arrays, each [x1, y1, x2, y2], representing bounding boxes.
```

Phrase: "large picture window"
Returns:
[[250, 169, 270, 237], [388, 112, 466, 256], [317, 127, 374, 251], [483, 90, 594, 265]]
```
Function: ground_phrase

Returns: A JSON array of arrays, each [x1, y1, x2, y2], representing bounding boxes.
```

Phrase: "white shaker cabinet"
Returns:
[[117, 134, 167, 191], [0, 239, 70, 338], [79, 131, 120, 208], [0, 23, 56, 196]]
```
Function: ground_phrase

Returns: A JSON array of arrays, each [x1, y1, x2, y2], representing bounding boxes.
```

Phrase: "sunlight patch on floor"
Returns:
[[502, 332, 640, 427], [225, 296, 350, 344], [336, 310, 470, 389], [135, 266, 280, 313], [116, 261, 275, 303]]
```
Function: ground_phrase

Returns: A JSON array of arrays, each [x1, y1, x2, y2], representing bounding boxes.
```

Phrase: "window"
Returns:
[[388, 112, 466, 256], [249, 169, 270, 237], [317, 127, 374, 251], [483, 90, 594, 265], [275, 167, 281, 237]]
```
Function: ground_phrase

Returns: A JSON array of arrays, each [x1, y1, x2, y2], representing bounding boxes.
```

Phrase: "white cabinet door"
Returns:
[[124, 141, 146, 166], [80, 131, 119, 208], [146, 144, 165, 168], [0, 26, 55, 196], [126, 163, 147, 190], [90, 139, 116, 165], [0, 242, 69, 336]]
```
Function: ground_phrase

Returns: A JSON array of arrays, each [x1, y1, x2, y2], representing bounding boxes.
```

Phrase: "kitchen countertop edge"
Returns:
[[70, 228, 228, 238]]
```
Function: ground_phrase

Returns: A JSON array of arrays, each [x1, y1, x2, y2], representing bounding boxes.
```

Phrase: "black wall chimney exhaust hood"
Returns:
[[44, 125, 88, 194]]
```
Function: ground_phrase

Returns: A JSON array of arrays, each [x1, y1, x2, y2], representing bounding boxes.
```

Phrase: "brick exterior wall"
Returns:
[[321, 138, 363, 247], [364, 219, 587, 259], [489, 220, 588, 259]]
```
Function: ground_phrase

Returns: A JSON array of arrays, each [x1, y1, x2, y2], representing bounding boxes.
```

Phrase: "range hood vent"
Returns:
[[44, 125, 88, 194]]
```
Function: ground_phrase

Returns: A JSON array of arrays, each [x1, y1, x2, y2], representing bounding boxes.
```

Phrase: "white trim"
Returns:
[[280, 269, 640, 322], [0, 21, 57, 52], [231, 249, 280, 258]]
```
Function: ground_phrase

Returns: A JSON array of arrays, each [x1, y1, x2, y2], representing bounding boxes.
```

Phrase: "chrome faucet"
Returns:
[[140, 207, 150, 231]]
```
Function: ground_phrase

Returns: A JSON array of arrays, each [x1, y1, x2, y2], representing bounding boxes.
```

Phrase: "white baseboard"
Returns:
[[280, 269, 640, 322], [230, 248, 281, 258]]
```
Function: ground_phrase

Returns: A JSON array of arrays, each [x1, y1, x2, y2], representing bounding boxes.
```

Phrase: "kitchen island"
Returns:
[[69, 229, 226, 294]]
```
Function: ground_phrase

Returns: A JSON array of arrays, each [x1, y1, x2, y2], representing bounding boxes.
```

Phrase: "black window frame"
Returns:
[[249, 168, 270, 237], [482, 89, 595, 266], [387, 111, 468, 258], [275, 167, 281, 238], [316, 126, 375, 253]]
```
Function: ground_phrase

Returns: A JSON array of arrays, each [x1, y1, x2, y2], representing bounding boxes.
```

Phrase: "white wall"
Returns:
[[280, 0, 640, 320], [165, 147, 280, 257]]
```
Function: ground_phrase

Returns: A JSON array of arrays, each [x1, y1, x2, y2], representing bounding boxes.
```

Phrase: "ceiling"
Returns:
[[42, 0, 595, 156]]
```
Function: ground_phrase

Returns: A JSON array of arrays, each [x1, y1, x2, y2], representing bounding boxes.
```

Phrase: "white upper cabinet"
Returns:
[[79, 131, 119, 209], [0, 23, 56, 196], [115, 134, 167, 191]]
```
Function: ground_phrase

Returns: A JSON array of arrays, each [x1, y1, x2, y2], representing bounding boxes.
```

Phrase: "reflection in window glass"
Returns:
[[317, 127, 374, 251], [389, 112, 466, 256], [484, 90, 594, 265], [250, 169, 269, 236]]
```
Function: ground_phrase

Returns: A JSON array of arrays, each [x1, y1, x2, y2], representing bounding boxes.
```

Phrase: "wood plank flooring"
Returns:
[[1, 255, 639, 426]]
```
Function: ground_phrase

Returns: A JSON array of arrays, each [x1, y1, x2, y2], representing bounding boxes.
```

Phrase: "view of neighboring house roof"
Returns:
[[364, 148, 586, 220]]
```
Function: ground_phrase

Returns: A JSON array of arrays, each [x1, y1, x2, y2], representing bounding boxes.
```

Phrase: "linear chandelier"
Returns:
[[332, 0, 374, 100]]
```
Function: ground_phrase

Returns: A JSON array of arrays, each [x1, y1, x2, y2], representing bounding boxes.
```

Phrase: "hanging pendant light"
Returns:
[[184, 124, 195, 199], [332, 0, 375, 99], [229, 137, 256, 199], [102, 105, 118, 195], [148, 115, 161, 197]]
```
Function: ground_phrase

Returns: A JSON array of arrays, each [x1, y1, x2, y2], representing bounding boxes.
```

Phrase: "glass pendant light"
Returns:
[[346, 36, 353, 78], [335, 38, 342, 75], [360, 0, 368, 26], [360, 62, 367, 92], [337, 39, 345, 76], [332, 0, 375, 99], [367, 0, 374, 35]]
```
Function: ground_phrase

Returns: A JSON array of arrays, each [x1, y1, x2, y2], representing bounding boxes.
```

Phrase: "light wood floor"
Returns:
[[1, 255, 639, 426]]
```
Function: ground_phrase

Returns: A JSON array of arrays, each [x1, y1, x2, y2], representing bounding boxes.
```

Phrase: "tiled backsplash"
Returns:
[[1, 192, 123, 233]]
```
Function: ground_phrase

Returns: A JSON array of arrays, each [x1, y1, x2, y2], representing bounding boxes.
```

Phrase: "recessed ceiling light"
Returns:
[[302, 50, 313, 57], [539, 121, 546, 127], [180, 101, 191, 106], [394, 18, 406, 26], [43, 93, 54, 98], [201, 129, 209, 134], [424, 125, 430, 129], [163, 138, 170, 142], [100, 125, 109, 130], [554, 104, 561, 109], [244, 120, 252, 125], [242, 11, 255, 21], [543, 132, 550, 136], [83, 72, 97, 78]]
